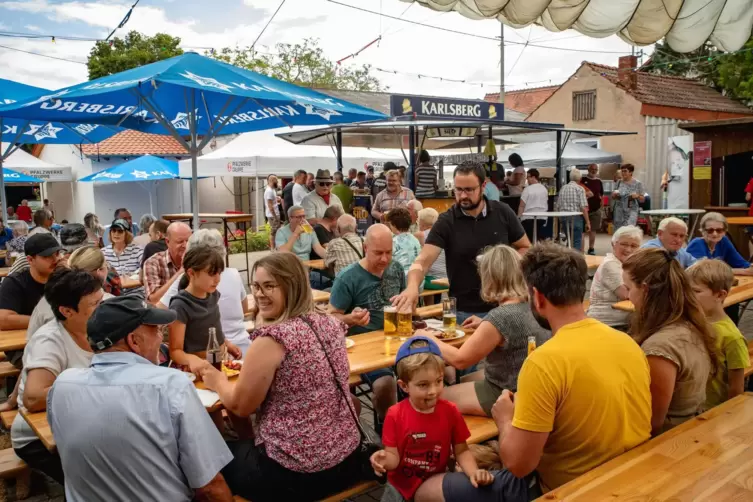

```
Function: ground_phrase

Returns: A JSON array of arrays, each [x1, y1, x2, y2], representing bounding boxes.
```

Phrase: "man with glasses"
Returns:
[[276, 206, 327, 262], [371, 169, 416, 223], [392, 162, 530, 325], [301, 169, 343, 227]]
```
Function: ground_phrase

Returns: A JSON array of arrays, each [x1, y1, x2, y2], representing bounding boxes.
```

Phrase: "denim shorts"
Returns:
[[360, 367, 395, 386], [443, 470, 541, 502]]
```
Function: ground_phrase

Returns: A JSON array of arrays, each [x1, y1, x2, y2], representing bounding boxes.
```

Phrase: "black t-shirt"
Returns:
[[426, 199, 526, 313], [141, 239, 168, 267], [0, 269, 45, 316], [282, 182, 295, 212], [313, 224, 335, 259]]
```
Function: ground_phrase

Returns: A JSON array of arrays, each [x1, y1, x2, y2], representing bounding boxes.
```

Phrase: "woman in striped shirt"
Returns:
[[102, 219, 143, 288]]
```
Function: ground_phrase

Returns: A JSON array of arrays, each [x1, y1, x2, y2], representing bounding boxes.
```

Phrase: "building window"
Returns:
[[572, 90, 596, 121]]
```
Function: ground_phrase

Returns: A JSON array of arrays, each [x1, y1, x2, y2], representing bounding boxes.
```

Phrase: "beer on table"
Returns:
[[397, 309, 412, 340], [384, 306, 398, 340], [442, 296, 457, 336], [206, 327, 222, 370]]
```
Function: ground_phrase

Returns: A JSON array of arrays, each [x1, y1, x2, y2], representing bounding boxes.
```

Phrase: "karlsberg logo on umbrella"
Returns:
[[92, 171, 122, 180]]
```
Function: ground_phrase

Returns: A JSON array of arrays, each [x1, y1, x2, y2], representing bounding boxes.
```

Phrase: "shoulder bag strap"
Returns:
[[299, 316, 370, 441], [342, 236, 364, 259]]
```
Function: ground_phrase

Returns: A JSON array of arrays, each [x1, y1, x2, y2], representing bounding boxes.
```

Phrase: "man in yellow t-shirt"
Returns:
[[430, 243, 652, 501]]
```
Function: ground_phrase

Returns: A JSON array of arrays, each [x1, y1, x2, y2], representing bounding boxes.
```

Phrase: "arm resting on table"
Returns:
[[193, 472, 233, 502], [436, 321, 502, 370], [0, 309, 29, 330]]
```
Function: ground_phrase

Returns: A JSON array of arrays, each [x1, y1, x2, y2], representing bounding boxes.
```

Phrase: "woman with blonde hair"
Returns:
[[198, 252, 369, 501], [422, 244, 551, 417], [622, 247, 719, 435]]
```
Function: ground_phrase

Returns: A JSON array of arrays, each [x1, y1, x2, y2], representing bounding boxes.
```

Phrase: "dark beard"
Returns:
[[459, 197, 482, 211], [530, 302, 552, 331]]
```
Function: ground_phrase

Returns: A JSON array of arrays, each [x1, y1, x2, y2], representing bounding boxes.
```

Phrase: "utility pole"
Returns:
[[499, 23, 504, 105]]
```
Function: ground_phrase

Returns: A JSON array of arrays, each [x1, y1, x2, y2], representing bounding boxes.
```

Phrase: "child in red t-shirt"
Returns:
[[370, 336, 494, 501]]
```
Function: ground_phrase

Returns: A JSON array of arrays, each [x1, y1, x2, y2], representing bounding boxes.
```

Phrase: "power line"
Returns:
[[0, 43, 87, 64], [106, 0, 141, 41], [374, 66, 561, 89], [251, 0, 286, 50]]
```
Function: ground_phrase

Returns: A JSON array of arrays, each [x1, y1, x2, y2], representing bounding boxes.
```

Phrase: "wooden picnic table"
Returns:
[[726, 216, 753, 226], [541, 392, 753, 500], [613, 275, 753, 312], [312, 289, 330, 304], [0, 329, 27, 351], [20, 409, 55, 451], [302, 259, 327, 270]]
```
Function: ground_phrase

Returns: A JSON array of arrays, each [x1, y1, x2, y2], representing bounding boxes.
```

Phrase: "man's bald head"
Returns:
[[364, 224, 394, 274], [165, 222, 192, 266]]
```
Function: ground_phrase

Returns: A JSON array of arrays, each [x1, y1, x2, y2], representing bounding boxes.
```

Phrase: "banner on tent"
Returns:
[[19, 167, 72, 182], [390, 94, 503, 121], [226, 159, 257, 175]]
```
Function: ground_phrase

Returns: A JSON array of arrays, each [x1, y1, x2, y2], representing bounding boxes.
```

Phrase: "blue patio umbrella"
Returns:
[[79, 155, 193, 215], [2, 168, 43, 183], [0, 52, 387, 227], [0, 78, 120, 220]]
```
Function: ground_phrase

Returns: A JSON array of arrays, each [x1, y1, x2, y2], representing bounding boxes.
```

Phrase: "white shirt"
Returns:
[[292, 183, 309, 206], [160, 268, 251, 354], [520, 183, 550, 221], [11, 320, 93, 449], [264, 186, 280, 218], [301, 191, 343, 220]]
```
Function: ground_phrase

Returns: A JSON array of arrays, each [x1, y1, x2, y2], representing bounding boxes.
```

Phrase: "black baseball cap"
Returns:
[[110, 219, 130, 232], [88, 296, 176, 351], [24, 233, 63, 257], [384, 161, 398, 171]]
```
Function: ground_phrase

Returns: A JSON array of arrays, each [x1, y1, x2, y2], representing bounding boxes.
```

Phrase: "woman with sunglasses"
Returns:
[[687, 212, 753, 276]]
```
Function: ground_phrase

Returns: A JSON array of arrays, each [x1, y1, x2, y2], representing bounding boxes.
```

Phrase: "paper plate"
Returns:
[[345, 338, 356, 349]]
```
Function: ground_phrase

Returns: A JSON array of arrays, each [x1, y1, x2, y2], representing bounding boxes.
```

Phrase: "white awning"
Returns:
[[1, 143, 73, 181], [399, 0, 753, 52]]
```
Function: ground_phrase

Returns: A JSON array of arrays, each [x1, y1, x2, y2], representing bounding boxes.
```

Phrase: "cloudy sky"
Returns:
[[0, 0, 653, 99]]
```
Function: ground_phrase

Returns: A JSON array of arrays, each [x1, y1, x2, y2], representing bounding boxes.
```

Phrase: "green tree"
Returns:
[[87, 31, 184, 80], [209, 38, 381, 91], [715, 37, 753, 101], [645, 39, 719, 85]]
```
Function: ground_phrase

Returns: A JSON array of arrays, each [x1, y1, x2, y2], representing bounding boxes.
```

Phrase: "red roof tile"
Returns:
[[81, 130, 188, 157], [484, 86, 559, 115], [585, 62, 753, 115]]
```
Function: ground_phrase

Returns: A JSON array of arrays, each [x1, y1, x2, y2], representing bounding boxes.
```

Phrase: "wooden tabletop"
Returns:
[[162, 213, 254, 223], [303, 259, 327, 271], [0, 268, 10, 279], [312, 289, 330, 304], [120, 276, 142, 289], [726, 216, 753, 225], [431, 277, 449, 287], [613, 275, 753, 312], [20, 409, 55, 451], [347, 329, 468, 376], [0, 329, 27, 351], [541, 393, 753, 500]]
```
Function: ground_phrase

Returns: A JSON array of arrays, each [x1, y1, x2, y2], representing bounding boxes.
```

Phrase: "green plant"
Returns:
[[229, 228, 271, 254]]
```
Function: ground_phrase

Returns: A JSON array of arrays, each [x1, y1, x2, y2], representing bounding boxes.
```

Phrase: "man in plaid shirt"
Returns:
[[324, 215, 364, 276], [371, 169, 415, 222], [556, 168, 591, 252], [143, 222, 192, 304]]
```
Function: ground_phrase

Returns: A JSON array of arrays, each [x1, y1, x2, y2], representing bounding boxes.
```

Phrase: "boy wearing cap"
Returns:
[[48, 295, 233, 501], [370, 336, 494, 501]]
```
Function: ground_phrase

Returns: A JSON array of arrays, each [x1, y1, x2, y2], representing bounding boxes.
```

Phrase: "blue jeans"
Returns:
[[564, 216, 585, 251]]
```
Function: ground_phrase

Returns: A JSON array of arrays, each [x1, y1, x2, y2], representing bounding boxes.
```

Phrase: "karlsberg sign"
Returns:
[[390, 94, 504, 121]]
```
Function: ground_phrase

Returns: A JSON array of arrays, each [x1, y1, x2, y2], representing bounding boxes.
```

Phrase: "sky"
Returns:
[[0, 0, 654, 100]]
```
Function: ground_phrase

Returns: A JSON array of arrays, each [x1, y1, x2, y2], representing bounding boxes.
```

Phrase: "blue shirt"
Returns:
[[0, 227, 12, 249], [686, 236, 750, 269], [642, 238, 698, 269], [48, 352, 232, 502], [392, 232, 421, 274], [275, 223, 320, 260], [484, 181, 500, 202]]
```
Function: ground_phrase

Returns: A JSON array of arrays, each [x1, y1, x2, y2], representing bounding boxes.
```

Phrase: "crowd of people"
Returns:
[[0, 156, 751, 502]]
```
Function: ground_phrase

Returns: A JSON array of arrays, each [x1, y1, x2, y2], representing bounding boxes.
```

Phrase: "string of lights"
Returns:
[[373, 67, 561, 89]]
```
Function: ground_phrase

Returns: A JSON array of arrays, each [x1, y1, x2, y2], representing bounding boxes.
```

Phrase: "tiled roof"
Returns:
[[80, 130, 188, 157], [484, 86, 559, 115], [585, 62, 753, 115]]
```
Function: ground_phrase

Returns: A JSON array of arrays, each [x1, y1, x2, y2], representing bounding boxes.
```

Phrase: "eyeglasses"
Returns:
[[704, 227, 725, 234], [317, 182, 333, 187], [455, 186, 480, 194], [290, 214, 306, 219], [251, 282, 279, 295]]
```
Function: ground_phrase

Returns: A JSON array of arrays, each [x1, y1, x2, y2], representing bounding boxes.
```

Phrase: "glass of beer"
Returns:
[[397, 307, 412, 340], [442, 297, 457, 336], [384, 306, 398, 340], [301, 222, 313, 234], [527, 335, 537, 355]]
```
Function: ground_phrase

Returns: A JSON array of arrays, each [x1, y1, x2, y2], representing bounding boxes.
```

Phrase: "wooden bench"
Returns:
[[416, 304, 442, 319], [0, 361, 20, 379], [0, 410, 17, 429], [0, 448, 30, 499], [419, 288, 447, 298]]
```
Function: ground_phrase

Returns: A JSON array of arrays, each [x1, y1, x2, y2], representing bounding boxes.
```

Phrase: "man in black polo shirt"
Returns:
[[392, 161, 530, 323]]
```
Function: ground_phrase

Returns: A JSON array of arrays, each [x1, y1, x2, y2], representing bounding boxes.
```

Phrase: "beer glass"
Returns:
[[442, 297, 457, 335], [527, 335, 537, 355], [384, 306, 398, 340], [301, 222, 314, 234], [397, 308, 412, 340]]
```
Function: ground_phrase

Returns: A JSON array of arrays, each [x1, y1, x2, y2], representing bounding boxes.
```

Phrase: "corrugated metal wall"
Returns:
[[644, 116, 692, 207]]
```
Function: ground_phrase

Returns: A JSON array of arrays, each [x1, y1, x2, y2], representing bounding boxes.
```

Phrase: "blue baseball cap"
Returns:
[[395, 336, 443, 365]]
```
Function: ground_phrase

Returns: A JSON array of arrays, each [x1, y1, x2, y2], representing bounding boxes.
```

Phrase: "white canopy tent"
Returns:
[[179, 127, 404, 178], [497, 141, 621, 169], [0, 143, 72, 181], [398, 0, 753, 52]]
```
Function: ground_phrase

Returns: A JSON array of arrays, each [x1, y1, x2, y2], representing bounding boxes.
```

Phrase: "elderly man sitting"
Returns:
[[48, 296, 233, 500], [406, 199, 424, 244], [276, 205, 328, 288], [642, 217, 697, 269], [324, 214, 364, 276]]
